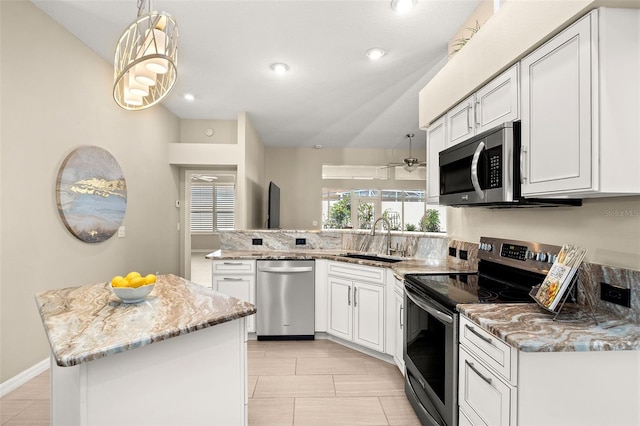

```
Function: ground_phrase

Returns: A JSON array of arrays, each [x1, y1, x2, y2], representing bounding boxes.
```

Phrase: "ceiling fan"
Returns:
[[384, 134, 426, 172], [191, 174, 218, 182]]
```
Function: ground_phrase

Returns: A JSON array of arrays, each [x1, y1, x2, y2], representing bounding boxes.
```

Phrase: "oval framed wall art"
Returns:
[[56, 146, 127, 243]]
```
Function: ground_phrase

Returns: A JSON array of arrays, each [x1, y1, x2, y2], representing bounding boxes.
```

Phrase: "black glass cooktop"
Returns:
[[405, 262, 544, 309]]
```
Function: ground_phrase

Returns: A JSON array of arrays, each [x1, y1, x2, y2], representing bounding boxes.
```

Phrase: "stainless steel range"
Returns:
[[403, 236, 562, 426]]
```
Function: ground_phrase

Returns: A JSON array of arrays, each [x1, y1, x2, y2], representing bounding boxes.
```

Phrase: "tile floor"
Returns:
[[1, 339, 420, 425]]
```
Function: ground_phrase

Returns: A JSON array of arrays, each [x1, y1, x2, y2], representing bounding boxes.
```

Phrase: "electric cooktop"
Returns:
[[405, 236, 564, 309]]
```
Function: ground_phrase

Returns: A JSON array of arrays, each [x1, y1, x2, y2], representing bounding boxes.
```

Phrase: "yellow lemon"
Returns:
[[111, 277, 127, 288], [128, 276, 146, 288], [125, 271, 141, 281], [144, 274, 157, 285]]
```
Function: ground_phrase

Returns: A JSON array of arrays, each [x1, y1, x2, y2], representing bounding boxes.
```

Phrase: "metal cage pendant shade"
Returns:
[[113, 1, 178, 110]]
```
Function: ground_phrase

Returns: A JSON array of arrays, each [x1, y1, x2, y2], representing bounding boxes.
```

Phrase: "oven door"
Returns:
[[403, 284, 458, 426]]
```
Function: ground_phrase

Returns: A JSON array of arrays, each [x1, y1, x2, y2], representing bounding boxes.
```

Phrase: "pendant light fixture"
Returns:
[[113, 0, 178, 110]]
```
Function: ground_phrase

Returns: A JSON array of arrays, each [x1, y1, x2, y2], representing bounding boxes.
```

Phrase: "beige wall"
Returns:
[[264, 146, 427, 230], [180, 119, 238, 144], [0, 2, 181, 382], [240, 113, 266, 229], [448, 196, 640, 269]]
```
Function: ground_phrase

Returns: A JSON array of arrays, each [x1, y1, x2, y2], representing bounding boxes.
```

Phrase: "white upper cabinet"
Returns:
[[521, 8, 640, 197], [446, 65, 520, 147], [475, 65, 519, 134], [426, 116, 446, 204], [447, 96, 476, 146]]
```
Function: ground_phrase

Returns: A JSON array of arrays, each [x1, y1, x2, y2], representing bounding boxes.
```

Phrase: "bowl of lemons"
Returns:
[[109, 272, 157, 303]]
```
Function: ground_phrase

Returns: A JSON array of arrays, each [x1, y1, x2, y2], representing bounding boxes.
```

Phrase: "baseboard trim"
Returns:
[[0, 358, 49, 398]]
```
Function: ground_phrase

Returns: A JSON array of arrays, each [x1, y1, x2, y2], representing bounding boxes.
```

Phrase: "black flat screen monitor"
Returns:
[[267, 182, 280, 229]]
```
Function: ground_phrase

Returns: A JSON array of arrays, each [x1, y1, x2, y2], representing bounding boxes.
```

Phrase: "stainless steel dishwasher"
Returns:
[[256, 259, 315, 340]]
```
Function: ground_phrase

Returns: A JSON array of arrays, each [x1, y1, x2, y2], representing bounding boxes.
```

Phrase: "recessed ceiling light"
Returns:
[[270, 63, 289, 74], [366, 47, 386, 60], [184, 93, 195, 101], [390, 0, 416, 14], [314, 145, 323, 149]]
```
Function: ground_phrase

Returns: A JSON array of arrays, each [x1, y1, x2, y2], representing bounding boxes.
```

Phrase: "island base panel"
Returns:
[[51, 319, 247, 426]]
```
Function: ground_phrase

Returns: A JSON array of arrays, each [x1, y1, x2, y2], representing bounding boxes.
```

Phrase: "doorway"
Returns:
[[182, 168, 236, 287]]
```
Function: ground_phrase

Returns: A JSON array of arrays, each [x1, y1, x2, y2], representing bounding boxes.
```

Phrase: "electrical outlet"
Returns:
[[252, 238, 263, 246], [117, 226, 125, 238], [449, 247, 457, 257], [459, 250, 468, 260], [295, 238, 306, 246], [600, 282, 631, 307]]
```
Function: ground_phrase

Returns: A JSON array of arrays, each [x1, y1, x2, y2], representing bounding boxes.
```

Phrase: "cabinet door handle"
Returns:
[[223, 277, 243, 281], [475, 99, 480, 126], [466, 103, 472, 131], [465, 360, 492, 385], [400, 305, 404, 329], [347, 286, 351, 306], [520, 146, 528, 183], [223, 262, 244, 265], [465, 324, 492, 344], [354, 287, 358, 307]]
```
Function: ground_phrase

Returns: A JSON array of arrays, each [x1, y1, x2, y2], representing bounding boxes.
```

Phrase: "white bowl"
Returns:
[[109, 282, 155, 303]]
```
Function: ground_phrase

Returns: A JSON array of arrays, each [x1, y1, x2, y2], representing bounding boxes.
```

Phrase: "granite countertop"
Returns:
[[35, 274, 256, 367], [206, 249, 475, 278], [459, 303, 640, 352]]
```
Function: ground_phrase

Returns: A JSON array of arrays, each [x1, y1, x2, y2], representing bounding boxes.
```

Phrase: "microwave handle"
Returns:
[[471, 141, 485, 200]]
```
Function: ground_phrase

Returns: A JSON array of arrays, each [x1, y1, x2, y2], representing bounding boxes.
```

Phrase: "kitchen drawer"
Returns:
[[328, 261, 385, 285], [459, 346, 516, 426], [212, 259, 256, 274], [459, 316, 516, 384]]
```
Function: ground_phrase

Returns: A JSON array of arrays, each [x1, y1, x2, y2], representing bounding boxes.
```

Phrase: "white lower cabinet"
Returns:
[[212, 260, 256, 333], [393, 287, 404, 373], [459, 314, 640, 426], [327, 262, 385, 353], [459, 316, 517, 426], [459, 346, 516, 426]]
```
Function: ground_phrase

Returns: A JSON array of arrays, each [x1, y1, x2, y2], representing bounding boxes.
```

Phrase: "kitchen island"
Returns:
[[35, 274, 256, 426]]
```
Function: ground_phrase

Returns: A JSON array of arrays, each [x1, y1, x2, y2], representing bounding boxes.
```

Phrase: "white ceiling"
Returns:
[[32, 0, 480, 149]]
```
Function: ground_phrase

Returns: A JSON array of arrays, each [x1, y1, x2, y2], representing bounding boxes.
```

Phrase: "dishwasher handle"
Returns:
[[258, 266, 314, 273]]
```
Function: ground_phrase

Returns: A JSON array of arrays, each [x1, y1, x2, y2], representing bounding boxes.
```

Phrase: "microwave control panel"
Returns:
[[487, 147, 501, 188]]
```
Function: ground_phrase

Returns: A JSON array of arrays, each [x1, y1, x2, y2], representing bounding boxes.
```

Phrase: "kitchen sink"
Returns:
[[339, 253, 403, 263]]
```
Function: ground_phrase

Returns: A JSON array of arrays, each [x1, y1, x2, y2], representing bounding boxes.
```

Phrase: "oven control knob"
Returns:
[[548, 253, 557, 264], [484, 243, 493, 251], [536, 252, 547, 262], [526, 250, 535, 260]]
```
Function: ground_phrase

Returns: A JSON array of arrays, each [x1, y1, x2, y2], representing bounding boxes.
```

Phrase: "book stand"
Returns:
[[529, 275, 598, 325]]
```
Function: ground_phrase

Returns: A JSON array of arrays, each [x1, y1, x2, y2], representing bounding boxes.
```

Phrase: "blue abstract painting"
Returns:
[[56, 146, 127, 243]]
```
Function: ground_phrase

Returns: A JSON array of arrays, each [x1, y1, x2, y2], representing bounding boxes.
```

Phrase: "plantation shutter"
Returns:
[[215, 185, 235, 230], [190, 184, 235, 232], [190, 186, 214, 232]]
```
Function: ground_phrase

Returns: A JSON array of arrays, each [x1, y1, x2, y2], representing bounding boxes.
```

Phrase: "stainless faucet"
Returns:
[[371, 217, 392, 256]]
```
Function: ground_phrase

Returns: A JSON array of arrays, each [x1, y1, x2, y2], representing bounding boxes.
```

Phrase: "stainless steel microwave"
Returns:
[[439, 122, 581, 208]]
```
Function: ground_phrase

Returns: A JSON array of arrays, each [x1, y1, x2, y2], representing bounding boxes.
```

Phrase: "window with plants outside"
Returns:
[[321, 189, 445, 232]]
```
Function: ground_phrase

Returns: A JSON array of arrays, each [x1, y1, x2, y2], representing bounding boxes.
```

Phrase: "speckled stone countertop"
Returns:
[[205, 249, 474, 278], [35, 274, 256, 367], [459, 303, 640, 352]]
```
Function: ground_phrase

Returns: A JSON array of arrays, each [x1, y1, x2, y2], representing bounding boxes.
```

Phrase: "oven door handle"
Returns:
[[405, 287, 453, 325], [470, 141, 485, 200]]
